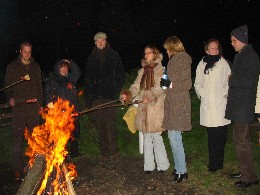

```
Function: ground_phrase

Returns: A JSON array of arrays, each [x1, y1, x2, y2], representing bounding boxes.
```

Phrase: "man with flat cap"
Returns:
[[85, 32, 124, 161], [225, 25, 259, 188]]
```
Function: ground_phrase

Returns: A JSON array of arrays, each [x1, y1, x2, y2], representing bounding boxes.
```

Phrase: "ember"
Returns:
[[24, 98, 77, 194]]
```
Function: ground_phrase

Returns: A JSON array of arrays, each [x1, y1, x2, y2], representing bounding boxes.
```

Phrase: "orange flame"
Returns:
[[25, 98, 77, 194]]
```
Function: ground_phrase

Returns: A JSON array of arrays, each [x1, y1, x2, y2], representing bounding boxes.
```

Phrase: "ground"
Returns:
[[1, 155, 195, 195], [1, 153, 260, 194], [73, 155, 195, 195]]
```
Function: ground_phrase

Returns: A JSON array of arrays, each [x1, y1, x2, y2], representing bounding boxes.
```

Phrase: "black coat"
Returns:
[[225, 44, 260, 123], [44, 61, 82, 112], [85, 45, 124, 103]]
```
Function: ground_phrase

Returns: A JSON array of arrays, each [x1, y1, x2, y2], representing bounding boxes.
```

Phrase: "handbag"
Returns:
[[123, 105, 138, 134]]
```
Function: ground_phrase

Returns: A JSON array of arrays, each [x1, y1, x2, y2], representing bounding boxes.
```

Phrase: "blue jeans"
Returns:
[[168, 130, 187, 174]]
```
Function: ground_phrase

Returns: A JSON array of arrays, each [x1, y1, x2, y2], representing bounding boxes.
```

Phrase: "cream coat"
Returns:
[[194, 57, 231, 127], [255, 75, 260, 113], [129, 54, 165, 133]]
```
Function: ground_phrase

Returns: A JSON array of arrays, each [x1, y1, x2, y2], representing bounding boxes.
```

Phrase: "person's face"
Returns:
[[231, 36, 245, 52], [59, 66, 68, 76], [20, 45, 32, 63], [206, 41, 219, 55], [95, 38, 107, 49], [144, 48, 155, 62]]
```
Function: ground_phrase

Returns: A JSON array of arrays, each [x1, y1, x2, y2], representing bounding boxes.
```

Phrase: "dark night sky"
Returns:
[[0, 0, 260, 82]]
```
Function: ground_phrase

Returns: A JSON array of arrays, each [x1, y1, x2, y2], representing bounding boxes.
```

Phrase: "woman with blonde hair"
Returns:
[[161, 36, 192, 183], [194, 38, 231, 172]]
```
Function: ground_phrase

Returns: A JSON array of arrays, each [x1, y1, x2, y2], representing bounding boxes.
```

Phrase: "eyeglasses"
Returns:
[[144, 51, 153, 55]]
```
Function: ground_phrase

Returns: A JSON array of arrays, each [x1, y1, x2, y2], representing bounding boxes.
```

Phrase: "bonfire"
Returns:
[[19, 98, 77, 195]]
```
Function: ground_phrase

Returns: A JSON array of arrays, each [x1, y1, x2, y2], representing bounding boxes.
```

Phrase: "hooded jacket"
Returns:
[[44, 60, 81, 112]]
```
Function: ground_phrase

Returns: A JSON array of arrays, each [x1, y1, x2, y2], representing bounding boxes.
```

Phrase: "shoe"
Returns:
[[173, 172, 188, 183], [97, 155, 109, 163], [110, 152, 120, 161], [208, 168, 218, 172], [235, 180, 259, 188], [145, 171, 153, 174], [172, 169, 176, 176], [158, 170, 165, 173], [230, 173, 242, 179]]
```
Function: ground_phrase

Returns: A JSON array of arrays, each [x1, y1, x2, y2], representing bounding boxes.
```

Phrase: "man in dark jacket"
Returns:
[[85, 32, 124, 160], [45, 59, 81, 158], [4, 40, 43, 181], [225, 25, 259, 188]]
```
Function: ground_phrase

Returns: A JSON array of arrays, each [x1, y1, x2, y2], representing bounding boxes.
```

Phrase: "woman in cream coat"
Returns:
[[194, 38, 231, 172], [120, 45, 170, 174]]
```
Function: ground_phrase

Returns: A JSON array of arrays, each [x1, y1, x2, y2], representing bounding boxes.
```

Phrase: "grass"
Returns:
[[0, 69, 260, 194]]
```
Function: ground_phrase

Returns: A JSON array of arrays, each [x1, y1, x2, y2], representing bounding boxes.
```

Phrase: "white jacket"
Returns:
[[255, 75, 260, 113], [194, 57, 231, 127]]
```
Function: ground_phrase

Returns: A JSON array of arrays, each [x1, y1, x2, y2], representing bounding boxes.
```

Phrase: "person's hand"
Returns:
[[119, 90, 132, 106], [120, 94, 128, 105], [142, 97, 149, 104], [9, 98, 15, 107]]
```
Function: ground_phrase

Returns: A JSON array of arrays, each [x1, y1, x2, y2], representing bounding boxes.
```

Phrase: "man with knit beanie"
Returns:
[[225, 25, 259, 188]]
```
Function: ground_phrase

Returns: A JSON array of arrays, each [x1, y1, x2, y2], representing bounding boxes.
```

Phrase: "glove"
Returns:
[[160, 78, 171, 88], [120, 90, 132, 106]]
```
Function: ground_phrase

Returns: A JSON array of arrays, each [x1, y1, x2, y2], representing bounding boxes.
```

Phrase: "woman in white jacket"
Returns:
[[194, 38, 231, 172]]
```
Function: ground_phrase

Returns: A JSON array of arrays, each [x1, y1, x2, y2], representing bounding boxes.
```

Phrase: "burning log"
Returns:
[[16, 156, 76, 195], [16, 155, 46, 195]]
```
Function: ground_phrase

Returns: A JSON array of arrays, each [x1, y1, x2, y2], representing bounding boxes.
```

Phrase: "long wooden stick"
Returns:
[[0, 75, 30, 92], [0, 98, 38, 109], [72, 100, 144, 117]]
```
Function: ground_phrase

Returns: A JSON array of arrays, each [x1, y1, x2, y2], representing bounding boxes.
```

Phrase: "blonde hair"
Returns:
[[163, 36, 185, 55]]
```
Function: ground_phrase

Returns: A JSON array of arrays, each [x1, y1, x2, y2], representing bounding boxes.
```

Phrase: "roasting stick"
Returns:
[[0, 74, 30, 92], [71, 99, 144, 117]]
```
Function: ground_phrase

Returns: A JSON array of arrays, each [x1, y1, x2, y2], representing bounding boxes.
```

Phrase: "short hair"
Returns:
[[204, 38, 222, 55], [20, 40, 33, 50], [163, 36, 185, 55], [144, 45, 160, 59]]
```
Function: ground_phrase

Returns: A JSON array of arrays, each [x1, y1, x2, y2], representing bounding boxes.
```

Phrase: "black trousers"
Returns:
[[11, 114, 41, 175], [91, 99, 118, 157], [69, 119, 80, 156], [207, 125, 228, 170]]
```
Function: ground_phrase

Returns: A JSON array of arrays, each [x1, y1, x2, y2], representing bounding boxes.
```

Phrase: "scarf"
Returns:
[[203, 54, 221, 74], [140, 63, 157, 90]]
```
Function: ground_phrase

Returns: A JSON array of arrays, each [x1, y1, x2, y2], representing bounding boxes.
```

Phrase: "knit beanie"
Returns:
[[94, 32, 107, 41], [230, 25, 248, 44]]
